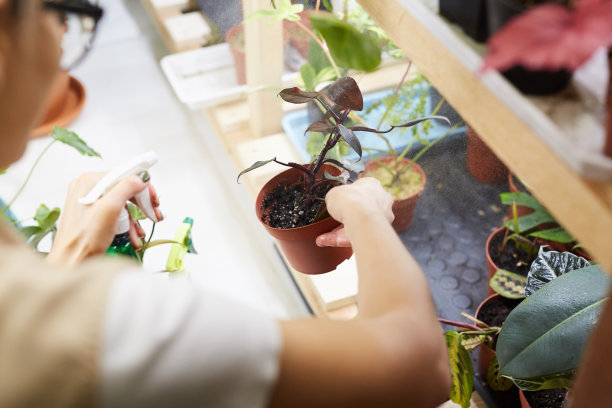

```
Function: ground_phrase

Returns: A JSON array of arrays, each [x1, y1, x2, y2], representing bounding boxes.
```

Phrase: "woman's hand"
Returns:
[[46, 171, 161, 266], [316, 177, 394, 248]]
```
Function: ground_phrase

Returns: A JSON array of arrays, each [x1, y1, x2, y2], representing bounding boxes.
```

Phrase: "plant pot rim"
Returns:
[[360, 156, 427, 202]]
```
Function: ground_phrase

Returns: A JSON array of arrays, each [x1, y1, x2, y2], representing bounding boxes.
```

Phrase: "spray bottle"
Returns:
[[78, 152, 162, 261]]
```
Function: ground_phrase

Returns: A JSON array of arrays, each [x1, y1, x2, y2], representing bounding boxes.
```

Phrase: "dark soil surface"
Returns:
[[489, 230, 536, 276], [477, 296, 522, 328], [523, 389, 568, 408], [261, 182, 333, 229]]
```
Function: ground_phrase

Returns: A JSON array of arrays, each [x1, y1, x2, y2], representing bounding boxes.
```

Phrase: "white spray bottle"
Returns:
[[79, 151, 161, 261]]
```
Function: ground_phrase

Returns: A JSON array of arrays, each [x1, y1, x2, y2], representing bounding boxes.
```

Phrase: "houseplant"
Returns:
[[496, 251, 607, 407], [238, 76, 442, 273], [482, 0, 612, 96], [355, 65, 458, 232]]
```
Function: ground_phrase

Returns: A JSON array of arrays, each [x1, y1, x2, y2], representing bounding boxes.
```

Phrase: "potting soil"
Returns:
[[261, 182, 332, 229]]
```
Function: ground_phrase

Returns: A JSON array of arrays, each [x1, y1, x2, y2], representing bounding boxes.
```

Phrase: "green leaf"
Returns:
[[511, 376, 573, 392], [127, 202, 147, 221], [487, 354, 514, 391], [489, 269, 527, 299], [237, 158, 277, 183], [316, 66, 339, 85], [19, 225, 42, 240], [497, 265, 610, 388], [501, 192, 557, 233], [528, 227, 575, 244], [0, 168, 6, 175], [300, 63, 317, 91], [310, 12, 382, 72], [51, 126, 101, 158], [446, 331, 474, 408], [525, 248, 590, 296], [459, 332, 487, 353], [244, 9, 277, 23], [34, 204, 60, 230]]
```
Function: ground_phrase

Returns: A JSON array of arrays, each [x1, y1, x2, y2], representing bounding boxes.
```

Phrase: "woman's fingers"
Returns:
[[316, 226, 351, 248]]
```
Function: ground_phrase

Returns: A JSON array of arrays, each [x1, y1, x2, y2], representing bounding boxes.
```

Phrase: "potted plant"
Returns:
[[352, 66, 458, 232], [482, 0, 612, 96], [439, 0, 489, 42], [495, 250, 606, 407], [237, 76, 442, 273]]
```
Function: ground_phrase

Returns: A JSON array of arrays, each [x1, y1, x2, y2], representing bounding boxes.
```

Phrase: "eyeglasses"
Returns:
[[42, 0, 104, 71]]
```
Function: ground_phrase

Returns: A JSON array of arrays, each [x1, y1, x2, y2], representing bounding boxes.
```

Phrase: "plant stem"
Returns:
[[294, 20, 342, 79], [1, 139, 56, 215], [376, 61, 412, 132], [438, 317, 481, 332], [139, 221, 156, 261]]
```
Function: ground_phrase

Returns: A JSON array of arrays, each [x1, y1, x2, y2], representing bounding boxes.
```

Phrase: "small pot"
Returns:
[[39, 70, 71, 125], [225, 24, 246, 85], [486, 0, 573, 95], [359, 156, 427, 233], [466, 125, 508, 184], [440, 0, 488, 42], [255, 165, 352, 274], [485, 227, 507, 294]]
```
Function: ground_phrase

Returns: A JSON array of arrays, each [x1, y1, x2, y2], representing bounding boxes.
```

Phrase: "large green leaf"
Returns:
[[525, 248, 590, 296], [51, 126, 101, 157], [309, 12, 381, 72], [528, 227, 575, 244], [497, 265, 610, 389], [446, 331, 474, 408]]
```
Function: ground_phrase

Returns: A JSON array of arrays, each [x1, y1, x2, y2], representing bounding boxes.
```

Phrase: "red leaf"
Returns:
[[481, 1, 612, 73], [279, 88, 320, 104]]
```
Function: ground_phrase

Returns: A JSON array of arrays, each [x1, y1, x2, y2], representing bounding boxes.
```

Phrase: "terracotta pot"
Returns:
[[225, 24, 246, 85], [519, 389, 531, 408], [359, 156, 426, 233], [39, 70, 70, 125], [466, 125, 508, 184], [485, 227, 507, 295], [475, 293, 499, 380], [255, 165, 352, 274]]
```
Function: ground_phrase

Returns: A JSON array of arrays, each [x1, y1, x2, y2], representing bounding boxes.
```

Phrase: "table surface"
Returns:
[[0, 0, 309, 320]]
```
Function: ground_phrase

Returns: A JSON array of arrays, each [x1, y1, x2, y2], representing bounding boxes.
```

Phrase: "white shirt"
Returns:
[[100, 270, 282, 408]]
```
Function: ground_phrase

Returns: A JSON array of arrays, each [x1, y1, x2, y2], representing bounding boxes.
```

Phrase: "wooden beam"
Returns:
[[242, 0, 285, 138], [358, 0, 612, 272]]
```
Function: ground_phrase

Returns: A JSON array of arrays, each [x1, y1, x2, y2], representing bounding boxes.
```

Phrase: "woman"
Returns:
[[0, 1, 450, 407]]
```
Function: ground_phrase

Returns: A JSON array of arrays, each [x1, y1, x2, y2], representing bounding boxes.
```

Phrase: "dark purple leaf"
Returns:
[[393, 115, 450, 128], [325, 77, 363, 111], [349, 125, 392, 134], [237, 158, 276, 183], [305, 120, 335, 134], [279, 87, 320, 104], [338, 124, 362, 159]]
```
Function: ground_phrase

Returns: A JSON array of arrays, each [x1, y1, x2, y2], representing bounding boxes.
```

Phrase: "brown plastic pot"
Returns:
[[225, 24, 246, 85], [466, 125, 508, 184], [359, 156, 426, 233], [255, 166, 352, 275]]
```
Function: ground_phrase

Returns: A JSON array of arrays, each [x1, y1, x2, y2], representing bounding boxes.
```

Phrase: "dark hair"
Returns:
[[9, 0, 20, 15]]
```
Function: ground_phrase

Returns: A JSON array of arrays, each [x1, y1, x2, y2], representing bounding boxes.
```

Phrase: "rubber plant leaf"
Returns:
[[481, 0, 612, 73], [487, 354, 514, 392], [324, 77, 363, 111], [305, 120, 334, 134], [51, 126, 101, 158], [337, 124, 362, 159], [446, 331, 474, 408], [278, 88, 319, 104], [237, 158, 276, 183], [496, 265, 610, 390], [489, 269, 527, 299], [524, 248, 590, 296], [310, 12, 381, 72]]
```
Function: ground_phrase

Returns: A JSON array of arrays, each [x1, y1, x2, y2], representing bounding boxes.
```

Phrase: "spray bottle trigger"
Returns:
[[134, 186, 160, 222]]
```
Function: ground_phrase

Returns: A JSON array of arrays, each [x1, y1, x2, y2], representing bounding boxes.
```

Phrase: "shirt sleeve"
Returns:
[[100, 269, 282, 408]]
